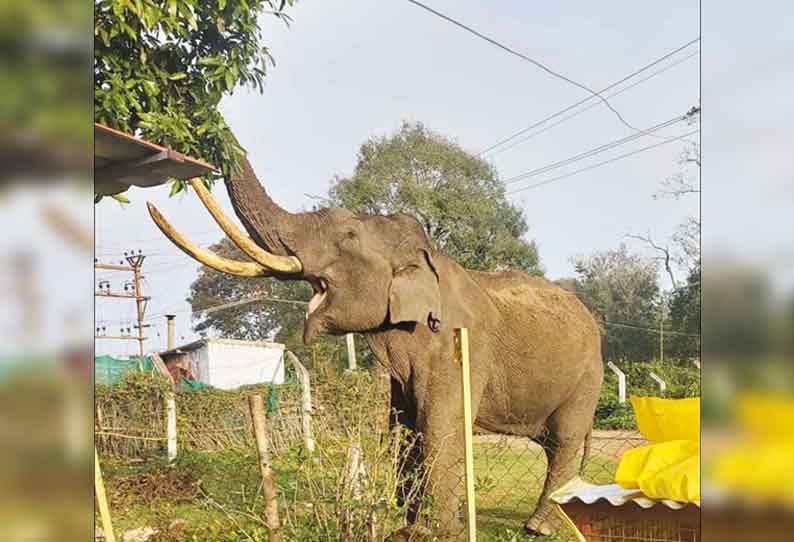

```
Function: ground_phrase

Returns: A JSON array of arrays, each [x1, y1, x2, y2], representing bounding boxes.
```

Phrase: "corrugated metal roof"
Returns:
[[94, 123, 216, 198], [551, 477, 701, 510]]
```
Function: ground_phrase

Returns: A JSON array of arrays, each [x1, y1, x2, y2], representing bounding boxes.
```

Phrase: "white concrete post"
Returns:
[[345, 333, 357, 371], [649, 372, 667, 394], [166, 393, 177, 461], [607, 361, 627, 403], [286, 351, 315, 454]]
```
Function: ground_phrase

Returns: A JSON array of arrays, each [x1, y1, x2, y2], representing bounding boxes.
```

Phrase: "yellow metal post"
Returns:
[[95, 448, 116, 542], [454, 328, 477, 542]]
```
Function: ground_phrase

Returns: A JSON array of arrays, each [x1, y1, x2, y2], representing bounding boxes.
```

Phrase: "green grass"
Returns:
[[474, 443, 617, 541], [102, 443, 618, 541]]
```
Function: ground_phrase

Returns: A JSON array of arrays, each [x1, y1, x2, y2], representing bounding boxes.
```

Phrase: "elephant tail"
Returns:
[[579, 425, 593, 475]]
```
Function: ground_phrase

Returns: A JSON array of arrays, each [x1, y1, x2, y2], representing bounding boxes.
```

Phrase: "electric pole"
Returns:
[[95, 251, 149, 357]]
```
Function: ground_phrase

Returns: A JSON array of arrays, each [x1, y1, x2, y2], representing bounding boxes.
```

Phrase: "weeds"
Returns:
[[98, 355, 692, 540]]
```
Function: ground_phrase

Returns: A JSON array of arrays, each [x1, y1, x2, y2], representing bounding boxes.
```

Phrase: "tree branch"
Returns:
[[625, 232, 679, 288]]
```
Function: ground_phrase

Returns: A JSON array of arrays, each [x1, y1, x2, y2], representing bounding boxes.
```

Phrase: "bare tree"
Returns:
[[640, 105, 700, 273], [673, 216, 700, 266], [654, 142, 700, 200], [625, 232, 682, 288]]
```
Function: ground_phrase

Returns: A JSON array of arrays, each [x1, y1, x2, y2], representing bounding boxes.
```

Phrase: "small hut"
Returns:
[[159, 338, 285, 390]]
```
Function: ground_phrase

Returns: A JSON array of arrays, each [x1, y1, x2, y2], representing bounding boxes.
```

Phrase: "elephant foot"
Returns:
[[387, 525, 433, 542], [523, 508, 562, 537]]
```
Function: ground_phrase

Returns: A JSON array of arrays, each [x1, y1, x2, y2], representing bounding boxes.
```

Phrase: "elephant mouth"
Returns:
[[306, 278, 329, 321], [303, 277, 330, 344]]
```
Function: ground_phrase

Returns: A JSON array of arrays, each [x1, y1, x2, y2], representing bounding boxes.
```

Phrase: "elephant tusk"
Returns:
[[188, 178, 302, 274], [147, 202, 275, 278]]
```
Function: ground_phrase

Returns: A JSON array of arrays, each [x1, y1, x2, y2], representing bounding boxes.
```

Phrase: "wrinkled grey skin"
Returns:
[[224, 157, 604, 539]]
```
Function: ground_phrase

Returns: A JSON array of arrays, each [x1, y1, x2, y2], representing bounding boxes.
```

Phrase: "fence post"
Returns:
[[345, 333, 357, 371], [166, 393, 177, 461], [649, 372, 667, 394], [285, 351, 315, 454], [659, 305, 665, 363], [340, 442, 362, 542], [248, 394, 281, 542], [95, 448, 117, 542], [453, 328, 477, 542], [607, 361, 627, 403]]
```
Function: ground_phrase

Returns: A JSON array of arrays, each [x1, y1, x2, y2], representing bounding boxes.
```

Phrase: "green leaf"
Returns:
[[95, 0, 295, 185], [169, 179, 185, 197], [111, 193, 131, 204]]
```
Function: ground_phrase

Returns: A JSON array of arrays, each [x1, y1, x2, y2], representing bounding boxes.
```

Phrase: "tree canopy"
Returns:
[[329, 122, 542, 274], [3, 2, 91, 183], [572, 245, 660, 362], [667, 264, 701, 360], [94, 0, 294, 190]]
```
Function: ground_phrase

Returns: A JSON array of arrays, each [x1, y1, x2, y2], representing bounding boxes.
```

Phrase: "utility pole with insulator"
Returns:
[[95, 250, 150, 357]]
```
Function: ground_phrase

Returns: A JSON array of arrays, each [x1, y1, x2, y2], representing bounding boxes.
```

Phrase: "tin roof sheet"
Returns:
[[551, 477, 700, 510], [94, 123, 216, 197]]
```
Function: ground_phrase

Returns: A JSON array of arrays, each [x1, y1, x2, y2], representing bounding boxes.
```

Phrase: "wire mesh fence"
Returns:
[[96, 355, 699, 540]]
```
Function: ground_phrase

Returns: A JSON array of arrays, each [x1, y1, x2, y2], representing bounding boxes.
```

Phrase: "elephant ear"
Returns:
[[388, 249, 442, 331]]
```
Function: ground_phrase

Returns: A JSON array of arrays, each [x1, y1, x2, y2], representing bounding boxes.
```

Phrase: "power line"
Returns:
[[507, 129, 697, 195], [502, 114, 688, 185], [477, 38, 701, 156], [199, 296, 308, 315], [404, 0, 644, 132], [485, 48, 699, 158], [146, 295, 309, 321], [603, 320, 700, 338]]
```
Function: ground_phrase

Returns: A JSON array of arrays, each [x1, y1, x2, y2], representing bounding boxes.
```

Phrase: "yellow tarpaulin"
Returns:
[[614, 396, 700, 503], [710, 394, 794, 505]]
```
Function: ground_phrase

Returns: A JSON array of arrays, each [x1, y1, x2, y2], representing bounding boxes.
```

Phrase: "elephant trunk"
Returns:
[[225, 153, 297, 257], [146, 150, 308, 277]]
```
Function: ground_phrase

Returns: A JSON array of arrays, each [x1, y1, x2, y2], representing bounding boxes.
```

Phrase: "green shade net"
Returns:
[[94, 355, 153, 385], [177, 377, 208, 391], [267, 386, 280, 417]]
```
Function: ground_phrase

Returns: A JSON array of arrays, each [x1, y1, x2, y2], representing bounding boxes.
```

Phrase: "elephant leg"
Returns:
[[390, 379, 427, 523], [525, 386, 598, 536], [524, 433, 579, 535], [423, 430, 466, 541], [397, 426, 426, 523], [420, 384, 487, 539]]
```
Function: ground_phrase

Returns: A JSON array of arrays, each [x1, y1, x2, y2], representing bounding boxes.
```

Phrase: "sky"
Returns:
[[93, 1, 792, 357]]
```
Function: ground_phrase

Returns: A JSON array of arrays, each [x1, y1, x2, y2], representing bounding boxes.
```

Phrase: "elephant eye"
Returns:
[[338, 230, 358, 248]]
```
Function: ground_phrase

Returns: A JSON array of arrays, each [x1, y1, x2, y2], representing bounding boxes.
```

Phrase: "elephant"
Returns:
[[148, 154, 604, 539]]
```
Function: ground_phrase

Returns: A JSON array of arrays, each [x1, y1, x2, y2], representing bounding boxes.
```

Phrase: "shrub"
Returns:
[[595, 360, 700, 430]]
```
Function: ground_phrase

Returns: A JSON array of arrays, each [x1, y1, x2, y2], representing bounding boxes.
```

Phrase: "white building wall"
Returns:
[[188, 347, 210, 383], [205, 340, 285, 390]]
